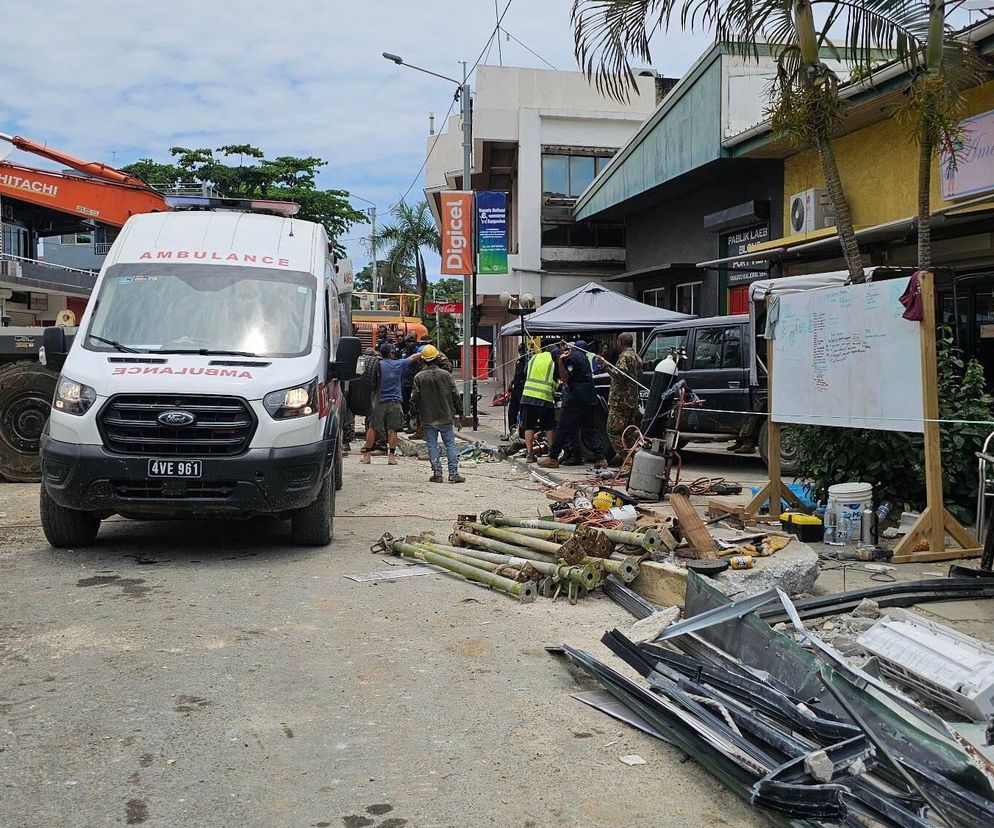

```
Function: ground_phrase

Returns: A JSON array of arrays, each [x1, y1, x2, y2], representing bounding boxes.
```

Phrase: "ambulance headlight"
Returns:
[[53, 377, 97, 416], [264, 379, 318, 419]]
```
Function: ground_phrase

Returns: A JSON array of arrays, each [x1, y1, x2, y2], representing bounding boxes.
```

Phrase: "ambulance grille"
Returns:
[[97, 394, 256, 457]]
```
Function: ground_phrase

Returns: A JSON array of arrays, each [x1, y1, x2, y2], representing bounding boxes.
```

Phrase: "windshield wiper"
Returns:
[[89, 335, 139, 353], [149, 348, 264, 358]]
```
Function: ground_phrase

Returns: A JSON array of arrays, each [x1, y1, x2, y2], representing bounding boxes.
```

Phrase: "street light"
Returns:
[[350, 194, 379, 295], [383, 50, 474, 423]]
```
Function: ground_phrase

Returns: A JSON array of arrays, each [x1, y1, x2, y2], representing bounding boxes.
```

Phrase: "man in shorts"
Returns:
[[518, 348, 557, 463], [361, 342, 421, 465]]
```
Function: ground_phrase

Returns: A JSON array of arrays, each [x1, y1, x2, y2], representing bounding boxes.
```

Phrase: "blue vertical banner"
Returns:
[[476, 191, 508, 275]]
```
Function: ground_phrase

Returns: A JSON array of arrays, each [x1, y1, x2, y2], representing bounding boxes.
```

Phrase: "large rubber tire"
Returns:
[[346, 355, 380, 418], [0, 361, 57, 483], [334, 429, 344, 492], [40, 486, 100, 548], [290, 468, 335, 546], [758, 421, 800, 476]]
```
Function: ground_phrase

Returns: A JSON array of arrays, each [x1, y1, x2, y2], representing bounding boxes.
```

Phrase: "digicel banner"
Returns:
[[440, 191, 474, 276]]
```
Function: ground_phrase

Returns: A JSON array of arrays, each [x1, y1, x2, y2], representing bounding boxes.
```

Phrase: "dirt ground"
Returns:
[[0, 436, 767, 828]]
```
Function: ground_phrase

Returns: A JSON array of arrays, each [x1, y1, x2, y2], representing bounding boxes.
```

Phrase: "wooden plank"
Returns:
[[745, 481, 772, 516], [919, 272, 947, 556], [670, 493, 719, 559], [943, 508, 979, 550], [891, 547, 982, 564], [894, 507, 931, 557]]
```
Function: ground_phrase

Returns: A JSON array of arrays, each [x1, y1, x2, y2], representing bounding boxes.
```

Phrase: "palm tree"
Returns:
[[378, 201, 441, 303], [900, 3, 981, 271], [571, 0, 926, 284]]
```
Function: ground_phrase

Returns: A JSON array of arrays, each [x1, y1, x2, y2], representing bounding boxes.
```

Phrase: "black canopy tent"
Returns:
[[498, 281, 692, 337]]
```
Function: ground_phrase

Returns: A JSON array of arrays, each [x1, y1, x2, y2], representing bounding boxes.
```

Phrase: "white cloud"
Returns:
[[1, 0, 712, 269]]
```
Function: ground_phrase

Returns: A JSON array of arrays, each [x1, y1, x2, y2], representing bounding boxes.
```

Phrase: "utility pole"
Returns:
[[460, 61, 475, 425], [368, 206, 379, 295]]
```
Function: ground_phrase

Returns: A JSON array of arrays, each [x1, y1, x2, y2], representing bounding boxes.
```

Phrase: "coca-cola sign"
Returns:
[[426, 302, 463, 314]]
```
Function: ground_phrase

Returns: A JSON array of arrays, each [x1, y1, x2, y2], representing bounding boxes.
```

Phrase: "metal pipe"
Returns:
[[453, 529, 637, 583], [427, 540, 601, 590], [388, 537, 536, 602], [415, 543, 525, 578], [484, 513, 661, 553], [451, 529, 558, 564], [463, 522, 562, 555]]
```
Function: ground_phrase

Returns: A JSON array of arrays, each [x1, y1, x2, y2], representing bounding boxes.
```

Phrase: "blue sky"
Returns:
[[1, 0, 713, 276]]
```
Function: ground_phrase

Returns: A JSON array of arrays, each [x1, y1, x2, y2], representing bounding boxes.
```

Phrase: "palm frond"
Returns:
[[572, 0, 670, 102]]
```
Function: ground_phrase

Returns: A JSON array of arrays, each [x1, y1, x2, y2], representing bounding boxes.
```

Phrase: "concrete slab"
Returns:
[[915, 599, 994, 623]]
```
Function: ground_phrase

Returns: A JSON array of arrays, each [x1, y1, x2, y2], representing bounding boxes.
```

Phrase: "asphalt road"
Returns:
[[1, 446, 765, 828]]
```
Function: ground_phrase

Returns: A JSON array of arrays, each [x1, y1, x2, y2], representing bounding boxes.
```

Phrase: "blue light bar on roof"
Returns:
[[164, 195, 300, 217]]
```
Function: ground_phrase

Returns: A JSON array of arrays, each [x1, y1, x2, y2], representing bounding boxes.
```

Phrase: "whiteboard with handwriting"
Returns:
[[771, 279, 924, 432]]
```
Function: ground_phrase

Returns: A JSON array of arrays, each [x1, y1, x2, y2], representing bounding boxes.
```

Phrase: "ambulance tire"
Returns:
[[346, 356, 380, 418], [40, 486, 100, 549], [0, 361, 57, 483], [291, 467, 335, 546]]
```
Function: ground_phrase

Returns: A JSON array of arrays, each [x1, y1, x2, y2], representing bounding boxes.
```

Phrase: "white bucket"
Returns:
[[827, 482, 873, 544]]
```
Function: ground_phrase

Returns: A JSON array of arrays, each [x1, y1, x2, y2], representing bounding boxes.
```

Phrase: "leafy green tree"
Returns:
[[353, 260, 416, 294], [429, 277, 465, 300], [122, 146, 366, 247], [571, 0, 926, 284], [376, 201, 441, 301]]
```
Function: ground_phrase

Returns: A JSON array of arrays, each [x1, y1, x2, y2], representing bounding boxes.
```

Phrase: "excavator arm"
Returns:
[[0, 133, 169, 228]]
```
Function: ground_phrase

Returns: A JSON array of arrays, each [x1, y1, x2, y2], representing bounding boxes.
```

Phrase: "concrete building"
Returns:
[[423, 64, 662, 343], [573, 45, 793, 317]]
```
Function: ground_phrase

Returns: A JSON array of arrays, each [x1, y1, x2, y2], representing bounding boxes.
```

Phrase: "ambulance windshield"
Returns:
[[85, 263, 316, 358]]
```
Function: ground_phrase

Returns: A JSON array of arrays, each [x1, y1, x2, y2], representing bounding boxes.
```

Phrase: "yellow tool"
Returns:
[[729, 554, 754, 570]]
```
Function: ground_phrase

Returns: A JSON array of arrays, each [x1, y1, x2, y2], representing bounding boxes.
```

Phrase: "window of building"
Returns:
[[644, 331, 687, 363], [2, 223, 29, 259], [59, 231, 94, 245], [642, 288, 668, 308], [542, 155, 570, 198], [542, 153, 612, 198], [541, 223, 626, 249], [676, 281, 701, 316]]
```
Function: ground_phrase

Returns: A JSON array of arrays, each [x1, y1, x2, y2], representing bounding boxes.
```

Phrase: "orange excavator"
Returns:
[[0, 132, 170, 225]]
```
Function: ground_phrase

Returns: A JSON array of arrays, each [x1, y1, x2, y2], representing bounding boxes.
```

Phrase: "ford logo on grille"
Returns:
[[158, 410, 196, 427]]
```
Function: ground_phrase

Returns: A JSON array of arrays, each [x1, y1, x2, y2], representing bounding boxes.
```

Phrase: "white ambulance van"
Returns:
[[39, 200, 361, 548]]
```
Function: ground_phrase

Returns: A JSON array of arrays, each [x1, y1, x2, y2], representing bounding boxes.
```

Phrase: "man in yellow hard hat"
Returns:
[[410, 344, 465, 483]]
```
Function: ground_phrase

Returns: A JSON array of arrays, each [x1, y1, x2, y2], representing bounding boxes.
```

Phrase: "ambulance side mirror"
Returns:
[[331, 336, 362, 381], [43, 326, 69, 372]]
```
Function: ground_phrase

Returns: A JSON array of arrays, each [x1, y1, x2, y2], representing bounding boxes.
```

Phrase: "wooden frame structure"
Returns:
[[747, 272, 980, 563]]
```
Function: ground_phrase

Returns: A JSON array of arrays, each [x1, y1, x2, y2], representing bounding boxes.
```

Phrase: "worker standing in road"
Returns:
[[518, 347, 557, 463], [539, 341, 607, 469], [410, 345, 466, 483], [602, 332, 643, 464], [361, 343, 420, 466]]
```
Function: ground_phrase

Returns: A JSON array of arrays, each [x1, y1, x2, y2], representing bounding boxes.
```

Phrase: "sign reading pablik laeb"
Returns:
[[722, 222, 769, 284], [942, 108, 994, 201], [476, 191, 508, 274]]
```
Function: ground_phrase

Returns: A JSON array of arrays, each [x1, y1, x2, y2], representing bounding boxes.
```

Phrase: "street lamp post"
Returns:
[[384, 51, 473, 422]]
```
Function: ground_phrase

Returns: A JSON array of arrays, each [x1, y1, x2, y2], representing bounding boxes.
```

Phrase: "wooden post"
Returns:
[[745, 296, 802, 517], [893, 271, 980, 562]]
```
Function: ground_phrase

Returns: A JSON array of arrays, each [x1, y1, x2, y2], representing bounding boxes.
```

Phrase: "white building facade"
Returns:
[[424, 65, 659, 324]]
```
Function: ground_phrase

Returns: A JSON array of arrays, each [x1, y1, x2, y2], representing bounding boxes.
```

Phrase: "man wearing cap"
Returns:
[[410, 344, 466, 483], [361, 342, 421, 465]]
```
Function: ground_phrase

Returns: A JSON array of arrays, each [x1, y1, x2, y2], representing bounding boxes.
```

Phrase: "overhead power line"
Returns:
[[501, 28, 558, 71], [390, 0, 514, 209]]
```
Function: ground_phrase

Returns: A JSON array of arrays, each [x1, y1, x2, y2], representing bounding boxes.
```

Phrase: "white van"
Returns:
[[39, 202, 361, 548]]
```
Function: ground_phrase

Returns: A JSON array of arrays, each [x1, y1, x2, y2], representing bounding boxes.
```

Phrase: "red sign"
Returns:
[[426, 302, 463, 314], [440, 191, 474, 276]]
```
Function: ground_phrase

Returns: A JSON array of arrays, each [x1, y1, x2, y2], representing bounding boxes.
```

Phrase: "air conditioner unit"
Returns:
[[0, 260, 21, 278], [789, 188, 836, 235]]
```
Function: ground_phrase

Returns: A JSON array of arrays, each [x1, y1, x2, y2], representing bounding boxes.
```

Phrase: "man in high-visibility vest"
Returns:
[[519, 347, 557, 463]]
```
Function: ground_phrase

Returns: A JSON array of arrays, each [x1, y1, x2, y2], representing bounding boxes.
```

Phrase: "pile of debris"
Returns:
[[371, 509, 664, 604], [555, 573, 994, 827]]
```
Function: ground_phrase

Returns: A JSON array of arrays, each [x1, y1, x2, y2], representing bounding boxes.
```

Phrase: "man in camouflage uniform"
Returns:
[[603, 332, 643, 463]]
